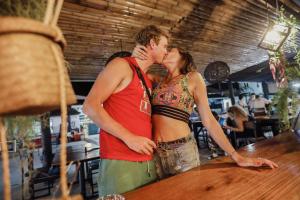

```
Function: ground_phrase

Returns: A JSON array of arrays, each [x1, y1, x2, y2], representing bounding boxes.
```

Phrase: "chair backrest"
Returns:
[[244, 120, 256, 130], [234, 120, 256, 139], [84, 147, 99, 154], [253, 108, 267, 117]]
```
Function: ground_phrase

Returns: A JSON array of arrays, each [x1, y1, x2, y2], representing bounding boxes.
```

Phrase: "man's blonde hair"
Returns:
[[135, 25, 169, 46]]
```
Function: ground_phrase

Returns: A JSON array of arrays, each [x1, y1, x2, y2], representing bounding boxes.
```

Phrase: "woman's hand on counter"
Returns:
[[231, 152, 279, 169]]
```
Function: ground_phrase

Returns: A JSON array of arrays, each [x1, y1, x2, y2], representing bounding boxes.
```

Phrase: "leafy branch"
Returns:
[[271, 7, 300, 131]]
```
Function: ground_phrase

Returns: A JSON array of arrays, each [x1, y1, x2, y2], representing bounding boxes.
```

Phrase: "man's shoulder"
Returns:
[[107, 57, 129, 68], [105, 57, 133, 75]]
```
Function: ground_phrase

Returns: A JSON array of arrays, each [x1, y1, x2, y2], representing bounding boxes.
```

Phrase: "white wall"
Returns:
[[50, 116, 61, 134], [267, 82, 278, 94], [50, 115, 80, 134], [238, 82, 263, 95], [70, 115, 80, 130]]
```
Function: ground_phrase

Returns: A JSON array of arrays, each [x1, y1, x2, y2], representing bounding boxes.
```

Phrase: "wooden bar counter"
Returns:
[[124, 132, 300, 200]]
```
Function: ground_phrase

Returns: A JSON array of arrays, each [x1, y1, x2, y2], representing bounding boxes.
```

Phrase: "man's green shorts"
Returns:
[[97, 159, 157, 197]]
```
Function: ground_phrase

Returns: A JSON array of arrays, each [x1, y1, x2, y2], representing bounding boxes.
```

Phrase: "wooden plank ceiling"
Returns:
[[58, 0, 300, 80]]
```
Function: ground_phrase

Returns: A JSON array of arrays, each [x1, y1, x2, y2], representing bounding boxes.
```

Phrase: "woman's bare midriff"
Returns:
[[152, 115, 191, 142]]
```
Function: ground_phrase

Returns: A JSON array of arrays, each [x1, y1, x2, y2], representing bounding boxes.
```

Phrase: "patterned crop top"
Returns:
[[152, 73, 194, 124]]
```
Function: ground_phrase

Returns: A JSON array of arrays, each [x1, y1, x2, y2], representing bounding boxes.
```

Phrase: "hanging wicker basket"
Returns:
[[0, 16, 76, 116]]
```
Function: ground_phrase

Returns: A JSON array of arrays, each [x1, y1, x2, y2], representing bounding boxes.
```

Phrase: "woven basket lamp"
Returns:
[[0, 17, 76, 115]]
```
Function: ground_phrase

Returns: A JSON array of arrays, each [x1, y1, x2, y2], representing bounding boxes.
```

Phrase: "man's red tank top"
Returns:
[[99, 57, 152, 161]]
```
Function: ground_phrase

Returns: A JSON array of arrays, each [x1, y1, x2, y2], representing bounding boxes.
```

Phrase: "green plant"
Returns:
[[272, 86, 299, 130], [3, 116, 41, 199], [0, 0, 47, 21], [4, 116, 39, 145], [270, 7, 300, 131]]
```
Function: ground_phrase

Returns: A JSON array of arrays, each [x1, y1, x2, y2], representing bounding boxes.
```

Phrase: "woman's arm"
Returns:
[[224, 118, 245, 132], [190, 72, 278, 169], [190, 72, 236, 156]]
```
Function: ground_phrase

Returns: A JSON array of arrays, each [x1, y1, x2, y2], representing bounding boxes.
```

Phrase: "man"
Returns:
[[253, 94, 271, 113], [248, 93, 256, 112], [236, 94, 248, 113], [83, 25, 168, 196]]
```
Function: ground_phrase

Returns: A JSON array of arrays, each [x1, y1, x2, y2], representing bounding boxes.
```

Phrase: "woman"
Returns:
[[224, 105, 249, 133], [133, 46, 278, 178]]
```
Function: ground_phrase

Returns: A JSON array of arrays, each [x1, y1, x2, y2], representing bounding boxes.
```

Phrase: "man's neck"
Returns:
[[135, 58, 155, 73]]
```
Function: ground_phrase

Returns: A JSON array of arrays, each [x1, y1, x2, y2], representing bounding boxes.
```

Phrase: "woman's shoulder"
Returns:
[[186, 71, 206, 90], [186, 71, 204, 82]]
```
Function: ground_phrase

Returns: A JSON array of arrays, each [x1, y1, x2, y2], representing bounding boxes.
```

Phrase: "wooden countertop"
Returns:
[[124, 132, 300, 200]]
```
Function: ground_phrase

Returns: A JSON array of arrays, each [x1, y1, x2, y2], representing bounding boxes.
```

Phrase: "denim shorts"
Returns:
[[155, 135, 200, 179]]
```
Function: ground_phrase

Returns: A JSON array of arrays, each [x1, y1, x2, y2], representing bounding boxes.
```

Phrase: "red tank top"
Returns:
[[100, 57, 152, 161]]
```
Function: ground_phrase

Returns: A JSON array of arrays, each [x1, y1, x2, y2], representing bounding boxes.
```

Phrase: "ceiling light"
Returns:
[[258, 23, 291, 52]]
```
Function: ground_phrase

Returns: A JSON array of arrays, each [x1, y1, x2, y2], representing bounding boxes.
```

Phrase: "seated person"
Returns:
[[236, 94, 248, 113], [224, 106, 258, 148], [224, 106, 249, 133], [248, 93, 256, 112], [73, 130, 81, 141], [252, 95, 271, 115]]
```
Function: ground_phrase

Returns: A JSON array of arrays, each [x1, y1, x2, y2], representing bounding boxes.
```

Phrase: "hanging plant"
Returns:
[[269, 51, 288, 88], [269, 7, 300, 131]]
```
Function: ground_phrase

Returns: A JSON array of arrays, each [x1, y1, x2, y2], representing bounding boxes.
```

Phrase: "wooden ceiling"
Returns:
[[58, 0, 300, 80]]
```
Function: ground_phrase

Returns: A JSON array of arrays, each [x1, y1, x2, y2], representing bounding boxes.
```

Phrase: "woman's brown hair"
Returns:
[[177, 48, 197, 74]]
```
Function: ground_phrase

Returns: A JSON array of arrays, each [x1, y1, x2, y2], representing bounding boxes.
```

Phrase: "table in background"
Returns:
[[52, 141, 99, 199], [254, 115, 280, 136]]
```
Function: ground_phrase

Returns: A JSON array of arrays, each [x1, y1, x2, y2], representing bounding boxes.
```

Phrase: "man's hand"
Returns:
[[124, 135, 157, 155]]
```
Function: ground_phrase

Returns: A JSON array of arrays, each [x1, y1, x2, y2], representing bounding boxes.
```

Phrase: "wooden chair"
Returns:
[[84, 147, 100, 198], [253, 108, 267, 117], [29, 168, 59, 199], [231, 120, 261, 148]]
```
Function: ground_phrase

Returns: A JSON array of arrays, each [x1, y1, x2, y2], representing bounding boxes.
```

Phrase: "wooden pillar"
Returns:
[[262, 81, 269, 99], [228, 80, 235, 105], [41, 114, 53, 168], [67, 106, 71, 132]]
